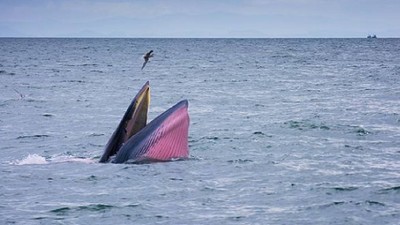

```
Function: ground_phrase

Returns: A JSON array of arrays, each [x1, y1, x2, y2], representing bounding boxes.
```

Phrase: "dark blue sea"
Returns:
[[1, 38, 399, 224]]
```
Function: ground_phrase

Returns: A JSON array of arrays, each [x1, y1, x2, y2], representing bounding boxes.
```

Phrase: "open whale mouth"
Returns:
[[99, 81, 190, 164]]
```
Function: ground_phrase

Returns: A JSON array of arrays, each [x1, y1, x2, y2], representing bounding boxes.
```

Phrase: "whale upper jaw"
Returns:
[[99, 81, 189, 164], [99, 81, 150, 163]]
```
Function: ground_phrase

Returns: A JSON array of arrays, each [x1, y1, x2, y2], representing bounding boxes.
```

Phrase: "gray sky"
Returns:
[[1, 0, 399, 38]]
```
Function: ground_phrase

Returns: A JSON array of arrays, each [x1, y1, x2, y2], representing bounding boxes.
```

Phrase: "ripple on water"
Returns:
[[304, 200, 386, 211], [61, 79, 86, 84], [330, 186, 359, 192], [16, 134, 50, 139], [50, 204, 114, 216], [49, 203, 141, 217], [226, 159, 254, 164], [283, 119, 331, 130], [377, 186, 400, 194], [42, 113, 54, 117]]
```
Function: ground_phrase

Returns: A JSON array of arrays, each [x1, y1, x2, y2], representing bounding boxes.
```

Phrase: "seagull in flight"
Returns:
[[141, 50, 154, 70]]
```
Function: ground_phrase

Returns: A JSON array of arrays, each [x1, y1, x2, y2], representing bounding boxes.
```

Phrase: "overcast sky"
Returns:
[[1, 0, 399, 38]]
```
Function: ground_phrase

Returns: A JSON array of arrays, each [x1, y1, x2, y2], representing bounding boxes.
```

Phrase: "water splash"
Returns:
[[12, 154, 97, 165], [13, 154, 47, 165]]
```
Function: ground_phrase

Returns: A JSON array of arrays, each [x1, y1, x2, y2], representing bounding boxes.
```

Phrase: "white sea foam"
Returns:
[[50, 155, 97, 164], [13, 154, 48, 165], [12, 154, 96, 165]]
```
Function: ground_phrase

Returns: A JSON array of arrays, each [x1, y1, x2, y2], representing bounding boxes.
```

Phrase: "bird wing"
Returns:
[[141, 60, 148, 70]]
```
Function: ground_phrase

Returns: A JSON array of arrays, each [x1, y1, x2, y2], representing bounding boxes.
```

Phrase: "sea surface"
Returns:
[[1, 38, 399, 224]]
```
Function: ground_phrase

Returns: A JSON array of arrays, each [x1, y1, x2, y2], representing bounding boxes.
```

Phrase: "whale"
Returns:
[[99, 81, 190, 163]]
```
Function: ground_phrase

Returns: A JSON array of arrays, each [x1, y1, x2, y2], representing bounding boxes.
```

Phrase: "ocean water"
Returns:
[[1, 38, 399, 224]]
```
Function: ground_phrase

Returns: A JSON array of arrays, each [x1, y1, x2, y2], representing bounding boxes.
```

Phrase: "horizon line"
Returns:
[[0, 36, 396, 39]]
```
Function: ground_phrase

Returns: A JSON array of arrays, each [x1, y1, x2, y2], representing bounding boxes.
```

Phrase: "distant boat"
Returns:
[[367, 34, 377, 39]]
